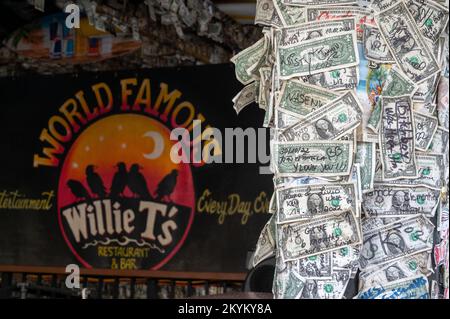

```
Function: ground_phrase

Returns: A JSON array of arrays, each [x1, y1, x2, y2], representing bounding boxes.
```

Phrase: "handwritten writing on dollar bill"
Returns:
[[279, 18, 356, 47], [306, 6, 375, 41], [357, 275, 429, 299], [277, 80, 340, 118], [279, 210, 361, 262], [375, 151, 446, 190], [375, 1, 440, 83], [406, 0, 450, 43], [363, 24, 395, 63], [278, 31, 359, 79], [281, 91, 362, 141], [414, 111, 439, 151], [359, 215, 434, 270], [297, 66, 359, 90], [370, 0, 400, 12], [272, 141, 354, 176], [379, 96, 418, 180], [277, 182, 358, 223], [359, 251, 431, 290], [362, 184, 440, 217]]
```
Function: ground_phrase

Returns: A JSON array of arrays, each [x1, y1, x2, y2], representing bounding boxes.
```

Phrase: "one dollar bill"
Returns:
[[362, 184, 441, 217], [379, 95, 418, 180], [277, 182, 358, 223], [375, 1, 440, 83], [359, 215, 434, 270], [281, 91, 363, 141], [278, 31, 359, 79], [272, 140, 354, 176], [279, 210, 361, 262]]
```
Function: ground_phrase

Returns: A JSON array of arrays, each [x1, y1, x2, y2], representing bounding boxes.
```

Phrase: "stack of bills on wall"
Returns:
[[231, 0, 449, 299]]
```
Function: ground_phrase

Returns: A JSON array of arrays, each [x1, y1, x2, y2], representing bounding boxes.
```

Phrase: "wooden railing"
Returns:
[[0, 265, 247, 299]]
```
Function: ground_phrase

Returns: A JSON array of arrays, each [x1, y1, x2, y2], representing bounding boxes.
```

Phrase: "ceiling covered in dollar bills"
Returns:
[[0, 0, 261, 76]]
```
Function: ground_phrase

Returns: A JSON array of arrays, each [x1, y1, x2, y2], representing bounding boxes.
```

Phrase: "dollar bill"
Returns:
[[281, 91, 363, 141], [272, 141, 354, 176], [274, 0, 307, 26], [277, 80, 340, 117], [370, 0, 399, 12], [375, 1, 441, 83], [274, 175, 336, 188], [428, 126, 449, 154], [414, 102, 437, 114], [283, 0, 357, 5], [301, 268, 351, 299], [232, 82, 256, 114], [355, 142, 376, 193], [406, 0, 450, 43], [362, 184, 441, 217], [252, 217, 276, 267], [348, 164, 363, 205], [356, 275, 429, 299], [412, 74, 439, 103], [298, 252, 333, 279], [276, 108, 302, 129], [333, 245, 361, 268], [367, 99, 382, 133], [279, 18, 357, 47], [278, 31, 359, 79], [363, 24, 395, 63], [375, 151, 446, 190], [279, 210, 361, 261], [414, 111, 439, 151], [282, 271, 306, 298], [359, 215, 434, 270], [383, 67, 417, 97], [274, 259, 305, 299], [379, 96, 418, 181], [259, 66, 272, 110], [359, 252, 432, 290], [361, 216, 404, 233], [306, 6, 375, 41], [256, 0, 283, 28], [231, 37, 267, 85], [298, 66, 359, 90], [277, 183, 359, 223]]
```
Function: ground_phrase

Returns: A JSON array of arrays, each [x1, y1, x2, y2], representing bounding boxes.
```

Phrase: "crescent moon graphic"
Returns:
[[142, 131, 164, 159]]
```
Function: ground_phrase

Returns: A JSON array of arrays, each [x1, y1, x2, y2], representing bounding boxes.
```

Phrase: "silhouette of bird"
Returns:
[[128, 163, 152, 199], [85, 165, 106, 198], [110, 162, 128, 198], [154, 169, 178, 202], [67, 179, 91, 202]]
